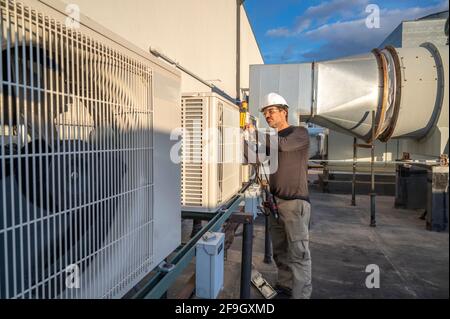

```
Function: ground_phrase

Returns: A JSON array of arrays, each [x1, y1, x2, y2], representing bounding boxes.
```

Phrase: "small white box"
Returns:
[[195, 232, 225, 299]]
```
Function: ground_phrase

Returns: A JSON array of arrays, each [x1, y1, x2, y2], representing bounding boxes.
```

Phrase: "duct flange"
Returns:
[[377, 46, 402, 142]]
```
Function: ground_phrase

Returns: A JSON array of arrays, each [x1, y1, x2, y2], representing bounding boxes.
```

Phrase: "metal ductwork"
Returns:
[[308, 44, 448, 143], [250, 43, 449, 145]]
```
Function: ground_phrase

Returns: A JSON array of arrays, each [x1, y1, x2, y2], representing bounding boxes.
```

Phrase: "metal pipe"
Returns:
[[308, 160, 441, 164], [370, 111, 377, 227], [263, 214, 272, 263], [149, 47, 237, 104], [240, 216, 253, 299], [370, 194, 377, 227], [190, 219, 203, 239], [351, 137, 357, 206]]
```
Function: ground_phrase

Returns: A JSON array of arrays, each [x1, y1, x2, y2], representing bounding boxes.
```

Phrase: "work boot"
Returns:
[[274, 284, 292, 299]]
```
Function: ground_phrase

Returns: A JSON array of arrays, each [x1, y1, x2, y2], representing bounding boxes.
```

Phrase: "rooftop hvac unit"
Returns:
[[181, 93, 241, 213], [0, 0, 181, 298]]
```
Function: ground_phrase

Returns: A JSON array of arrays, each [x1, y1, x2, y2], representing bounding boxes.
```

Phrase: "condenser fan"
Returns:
[[1, 42, 128, 298]]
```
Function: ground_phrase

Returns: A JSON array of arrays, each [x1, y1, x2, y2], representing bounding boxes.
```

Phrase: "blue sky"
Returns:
[[244, 0, 449, 64]]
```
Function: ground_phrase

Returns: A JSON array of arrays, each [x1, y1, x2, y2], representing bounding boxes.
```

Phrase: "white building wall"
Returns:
[[402, 19, 448, 47], [380, 18, 447, 48], [60, 0, 263, 99], [240, 8, 264, 94]]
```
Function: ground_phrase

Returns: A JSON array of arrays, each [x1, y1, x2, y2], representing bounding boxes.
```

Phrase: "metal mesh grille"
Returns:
[[1, 0, 154, 298], [181, 97, 203, 207]]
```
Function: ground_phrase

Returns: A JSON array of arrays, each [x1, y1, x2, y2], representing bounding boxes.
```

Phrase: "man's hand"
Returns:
[[244, 123, 256, 132]]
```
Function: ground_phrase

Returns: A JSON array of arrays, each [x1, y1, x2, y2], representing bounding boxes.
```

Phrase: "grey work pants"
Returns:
[[269, 197, 312, 299]]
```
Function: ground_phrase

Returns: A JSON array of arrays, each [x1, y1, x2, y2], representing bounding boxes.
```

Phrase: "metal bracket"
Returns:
[[229, 212, 254, 224], [202, 231, 217, 242], [158, 261, 175, 273]]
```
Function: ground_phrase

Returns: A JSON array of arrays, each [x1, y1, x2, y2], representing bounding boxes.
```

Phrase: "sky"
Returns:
[[244, 0, 449, 64]]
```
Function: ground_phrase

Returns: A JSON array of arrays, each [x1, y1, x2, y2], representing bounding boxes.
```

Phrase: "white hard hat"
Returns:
[[260, 92, 289, 112]]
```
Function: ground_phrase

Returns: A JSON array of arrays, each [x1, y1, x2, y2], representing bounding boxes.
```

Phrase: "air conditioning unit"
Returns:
[[0, 0, 181, 299], [181, 93, 241, 213]]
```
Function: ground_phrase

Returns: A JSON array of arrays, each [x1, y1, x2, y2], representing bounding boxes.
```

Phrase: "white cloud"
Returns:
[[266, 0, 448, 41], [264, 45, 311, 63], [301, 1, 449, 60], [266, 0, 369, 37], [266, 27, 291, 37], [302, 0, 369, 23], [264, 0, 448, 62], [295, 18, 312, 33]]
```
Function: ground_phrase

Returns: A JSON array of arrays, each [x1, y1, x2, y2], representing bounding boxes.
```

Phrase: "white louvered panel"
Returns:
[[0, 0, 160, 299], [181, 97, 204, 207]]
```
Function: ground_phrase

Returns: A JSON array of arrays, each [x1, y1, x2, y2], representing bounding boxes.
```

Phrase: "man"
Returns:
[[247, 92, 312, 299]]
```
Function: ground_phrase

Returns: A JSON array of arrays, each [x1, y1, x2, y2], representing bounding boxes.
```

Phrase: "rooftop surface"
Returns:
[[170, 188, 449, 299]]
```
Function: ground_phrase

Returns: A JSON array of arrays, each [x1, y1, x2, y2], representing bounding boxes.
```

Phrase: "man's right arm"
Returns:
[[243, 125, 270, 165]]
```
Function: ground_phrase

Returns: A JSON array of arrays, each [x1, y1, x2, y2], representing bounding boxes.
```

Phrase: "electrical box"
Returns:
[[244, 184, 262, 219], [395, 164, 428, 210], [195, 232, 225, 299], [426, 166, 449, 232]]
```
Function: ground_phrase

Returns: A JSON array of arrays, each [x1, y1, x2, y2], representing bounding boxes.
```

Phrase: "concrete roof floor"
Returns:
[[169, 188, 449, 299]]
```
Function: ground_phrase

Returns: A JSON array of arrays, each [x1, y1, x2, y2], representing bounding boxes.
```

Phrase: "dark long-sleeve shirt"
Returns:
[[244, 126, 310, 202], [270, 126, 310, 202]]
